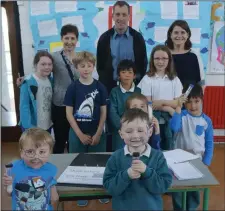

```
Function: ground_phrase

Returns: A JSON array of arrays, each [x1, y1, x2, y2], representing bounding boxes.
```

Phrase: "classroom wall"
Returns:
[[17, 1, 224, 85], [17, 1, 224, 137]]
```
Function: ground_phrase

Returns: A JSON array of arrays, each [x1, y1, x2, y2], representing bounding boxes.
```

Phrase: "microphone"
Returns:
[[184, 84, 194, 97], [148, 102, 153, 120], [132, 152, 140, 160]]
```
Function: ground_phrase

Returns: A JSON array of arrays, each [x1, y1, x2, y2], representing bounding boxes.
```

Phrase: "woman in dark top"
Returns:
[[165, 20, 205, 89]]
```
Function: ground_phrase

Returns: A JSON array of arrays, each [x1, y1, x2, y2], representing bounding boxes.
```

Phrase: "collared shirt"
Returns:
[[120, 82, 135, 93], [138, 74, 183, 101], [124, 144, 151, 157], [110, 28, 134, 81]]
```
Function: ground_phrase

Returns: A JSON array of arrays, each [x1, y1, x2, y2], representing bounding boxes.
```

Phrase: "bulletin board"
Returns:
[[29, 1, 213, 73]]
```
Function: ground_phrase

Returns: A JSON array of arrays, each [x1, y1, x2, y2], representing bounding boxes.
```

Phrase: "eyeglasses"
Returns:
[[22, 149, 49, 158], [153, 57, 169, 62]]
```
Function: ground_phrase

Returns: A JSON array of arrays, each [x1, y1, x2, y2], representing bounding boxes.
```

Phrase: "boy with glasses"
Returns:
[[2, 128, 58, 210]]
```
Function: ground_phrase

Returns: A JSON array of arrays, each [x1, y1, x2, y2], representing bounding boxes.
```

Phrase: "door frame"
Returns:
[[1, 1, 24, 141]]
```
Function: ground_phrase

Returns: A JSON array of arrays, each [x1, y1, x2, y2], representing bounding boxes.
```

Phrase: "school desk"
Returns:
[[49, 153, 219, 211]]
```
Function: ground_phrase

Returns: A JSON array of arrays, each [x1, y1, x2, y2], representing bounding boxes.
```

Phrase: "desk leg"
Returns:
[[203, 188, 210, 211], [57, 201, 64, 211], [182, 192, 187, 210]]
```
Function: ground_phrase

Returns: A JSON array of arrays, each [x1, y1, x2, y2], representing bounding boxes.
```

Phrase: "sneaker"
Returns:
[[77, 200, 88, 206], [99, 198, 110, 204]]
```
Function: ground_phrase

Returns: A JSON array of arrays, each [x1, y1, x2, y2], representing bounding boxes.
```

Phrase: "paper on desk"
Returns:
[[57, 166, 105, 186], [163, 149, 200, 164], [169, 162, 203, 180]]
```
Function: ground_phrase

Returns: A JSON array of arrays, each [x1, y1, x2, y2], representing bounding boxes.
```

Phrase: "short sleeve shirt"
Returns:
[[64, 79, 108, 135], [138, 74, 183, 100], [11, 160, 57, 210]]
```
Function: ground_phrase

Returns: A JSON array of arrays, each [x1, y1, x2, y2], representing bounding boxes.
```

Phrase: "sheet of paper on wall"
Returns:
[[190, 28, 201, 44], [93, 2, 109, 48], [30, 1, 50, 16], [38, 20, 58, 37], [183, 1, 199, 19], [132, 3, 145, 31], [55, 1, 78, 13], [62, 16, 84, 32], [154, 27, 169, 43], [57, 166, 105, 186], [210, 21, 225, 73], [192, 48, 200, 56], [160, 1, 178, 19]]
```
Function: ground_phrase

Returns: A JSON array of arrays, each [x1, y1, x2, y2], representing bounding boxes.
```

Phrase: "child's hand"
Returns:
[[16, 76, 24, 87], [152, 116, 160, 134], [91, 133, 101, 146], [162, 106, 175, 116], [152, 100, 163, 110], [131, 160, 146, 174], [78, 132, 92, 145], [2, 173, 13, 186], [177, 95, 188, 107], [127, 167, 141, 179]]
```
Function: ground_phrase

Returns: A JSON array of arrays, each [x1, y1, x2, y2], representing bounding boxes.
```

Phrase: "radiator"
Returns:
[[203, 86, 225, 129]]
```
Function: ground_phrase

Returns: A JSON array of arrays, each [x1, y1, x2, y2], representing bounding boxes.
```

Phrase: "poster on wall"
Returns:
[[210, 21, 225, 73]]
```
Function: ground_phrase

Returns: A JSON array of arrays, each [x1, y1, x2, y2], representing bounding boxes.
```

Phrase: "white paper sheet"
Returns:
[[190, 28, 201, 44], [183, 1, 199, 19], [169, 162, 203, 180], [62, 16, 84, 32], [30, 1, 50, 16], [55, 1, 77, 13], [163, 149, 200, 164], [160, 1, 177, 19], [93, 2, 109, 48], [57, 166, 105, 185], [132, 2, 145, 31], [154, 26, 169, 43], [38, 20, 58, 37]]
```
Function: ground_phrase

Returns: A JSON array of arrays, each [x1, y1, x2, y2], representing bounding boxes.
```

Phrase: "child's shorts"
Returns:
[[68, 128, 106, 153]]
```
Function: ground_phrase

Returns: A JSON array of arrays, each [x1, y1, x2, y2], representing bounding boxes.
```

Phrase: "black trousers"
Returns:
[[52, 104, 70, 154]]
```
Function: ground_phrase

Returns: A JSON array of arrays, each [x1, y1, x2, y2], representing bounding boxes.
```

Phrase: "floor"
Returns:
[[1, 142, 224, 210]]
